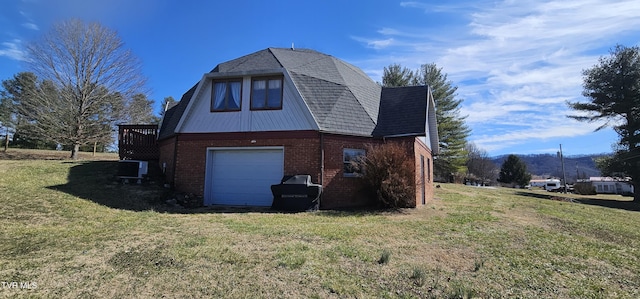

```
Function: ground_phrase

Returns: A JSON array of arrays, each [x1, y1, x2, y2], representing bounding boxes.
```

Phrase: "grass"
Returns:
[[1, 150, 640, 298]]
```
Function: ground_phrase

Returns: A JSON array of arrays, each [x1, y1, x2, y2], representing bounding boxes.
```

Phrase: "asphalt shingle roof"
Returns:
[[373, 86, 428, 137], [159, 48, 430, 140], [158, 82, 198, 140]]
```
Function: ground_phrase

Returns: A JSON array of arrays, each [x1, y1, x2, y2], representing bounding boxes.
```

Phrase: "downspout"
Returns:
[[171, 135, 178, 187], [319, 132, 324, 208]]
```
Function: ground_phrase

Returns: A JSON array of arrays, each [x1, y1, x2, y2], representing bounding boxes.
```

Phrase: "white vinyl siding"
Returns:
[[179, 74, 317, 133]]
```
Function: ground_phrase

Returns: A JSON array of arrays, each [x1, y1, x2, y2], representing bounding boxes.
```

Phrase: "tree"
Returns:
[[0, 72, 57, 150], [128, 93, 158, 124], [466, 143, 497, 185], [23, 19, 146, 159], [498, 154, 532, 187], [568, 45, 640, 202], [160, 96, 177, 118], [382, 64, 415, 87], [381, 63, 471, 182], [0, 95, 11, 151]]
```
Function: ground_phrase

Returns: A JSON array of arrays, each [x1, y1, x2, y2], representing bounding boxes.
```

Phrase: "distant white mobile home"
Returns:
[[589, 177, 634, 195]]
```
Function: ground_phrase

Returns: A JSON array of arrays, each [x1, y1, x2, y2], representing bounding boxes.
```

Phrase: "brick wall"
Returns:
[[158, 137, 176, 183], [161, 131, 435, 209], [413, 137, 435, 207], [320, 134, 382, 209], [171, 131, 322, 197], [373, 136, 435, 208]]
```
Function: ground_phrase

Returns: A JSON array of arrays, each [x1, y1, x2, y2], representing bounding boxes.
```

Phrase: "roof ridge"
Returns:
[[270, 47, 329, 71], [266, 48, 285, 68]]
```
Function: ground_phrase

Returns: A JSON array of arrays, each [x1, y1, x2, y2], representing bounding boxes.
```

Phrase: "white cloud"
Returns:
[[0, 39, 28, 61], [352, 0, 640, 154], [21, 22, 39, 30]]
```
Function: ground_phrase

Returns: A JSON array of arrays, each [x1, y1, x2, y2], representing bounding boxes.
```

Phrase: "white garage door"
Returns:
[[205, 147, 284, 206]]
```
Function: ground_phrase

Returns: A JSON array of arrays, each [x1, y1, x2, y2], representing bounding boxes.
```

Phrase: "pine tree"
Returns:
[[568, 45, 640, 202], [381, 63, 471, 182], [498, 154, 532, 187]]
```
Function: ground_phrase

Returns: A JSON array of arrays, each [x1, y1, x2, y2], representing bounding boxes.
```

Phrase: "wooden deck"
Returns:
[[118, 124, 159, 160]]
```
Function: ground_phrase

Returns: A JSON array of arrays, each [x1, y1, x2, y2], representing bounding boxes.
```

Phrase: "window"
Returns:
[[343, 148, 365, 177], [211, 79, 242, 111], [251, 77, 283, 110]]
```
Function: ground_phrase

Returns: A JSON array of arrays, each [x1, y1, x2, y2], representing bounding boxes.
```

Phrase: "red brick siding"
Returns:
[[376, 136, 435, 208], [171, 131, 322, 197], [158, 137, 177, 183], [162, 131, 435, 209], [320, 134, 382, 209], [413, 137, 435, 207]]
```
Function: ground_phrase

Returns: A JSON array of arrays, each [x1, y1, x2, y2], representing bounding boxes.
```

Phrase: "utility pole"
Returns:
[[558, 144, 568, 193]]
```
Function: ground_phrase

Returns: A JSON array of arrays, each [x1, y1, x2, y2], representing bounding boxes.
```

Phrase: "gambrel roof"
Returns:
[[159, 47, 438, 153], [212, 48, 381, 136]]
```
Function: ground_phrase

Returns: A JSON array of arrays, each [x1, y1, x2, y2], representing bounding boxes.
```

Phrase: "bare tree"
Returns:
[[23, 19, 146, 159], [466, 143, 497, 185]]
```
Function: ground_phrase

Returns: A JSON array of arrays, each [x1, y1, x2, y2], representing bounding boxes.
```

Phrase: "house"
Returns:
[[158, 47, 438, 209], [589, 177, 634, 195]]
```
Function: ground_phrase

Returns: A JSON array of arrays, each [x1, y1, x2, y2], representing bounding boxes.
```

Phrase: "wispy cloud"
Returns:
[[352, 0, 640, 154], [21, 22, 39, 30], [351, 36, 395, 49], [0, 39, 28, 61]]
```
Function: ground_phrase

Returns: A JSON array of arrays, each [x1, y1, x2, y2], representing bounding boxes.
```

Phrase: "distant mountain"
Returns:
[[491, 154, 607, 182]]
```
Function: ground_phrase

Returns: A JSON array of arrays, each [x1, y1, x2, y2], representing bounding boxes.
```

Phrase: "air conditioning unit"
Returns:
[[117, 160, 149, 184]]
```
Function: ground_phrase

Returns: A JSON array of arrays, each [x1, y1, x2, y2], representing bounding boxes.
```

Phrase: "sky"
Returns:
[[1, 0, 639, 157]]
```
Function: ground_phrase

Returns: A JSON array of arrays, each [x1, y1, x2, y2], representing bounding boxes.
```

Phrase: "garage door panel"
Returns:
[[205, 148, 284, 206]]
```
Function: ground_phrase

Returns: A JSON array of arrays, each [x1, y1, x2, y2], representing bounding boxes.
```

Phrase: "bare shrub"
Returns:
[[356, 142, 416, 208], [574, 182, 596, 195]]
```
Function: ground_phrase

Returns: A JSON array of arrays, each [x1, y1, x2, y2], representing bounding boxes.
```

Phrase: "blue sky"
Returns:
[[1, 0, 639, 157]]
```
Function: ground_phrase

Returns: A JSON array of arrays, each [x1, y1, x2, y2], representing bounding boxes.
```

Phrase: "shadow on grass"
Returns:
[[48, 160, 385, 215], [516, 191, 640, 212], [48, 161, 171, 212]]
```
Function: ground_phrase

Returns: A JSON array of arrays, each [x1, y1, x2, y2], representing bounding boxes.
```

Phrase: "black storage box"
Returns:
[[271, 175, 322, 211]]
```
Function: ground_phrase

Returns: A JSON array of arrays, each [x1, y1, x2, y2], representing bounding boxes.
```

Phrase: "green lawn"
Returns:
[[1, 157, 639, 298]]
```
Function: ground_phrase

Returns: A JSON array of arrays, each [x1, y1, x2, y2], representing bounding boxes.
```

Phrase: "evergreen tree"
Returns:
[[381, 63, 471, 182], [498, 154, 532, 187], [382, 64, 415, 87], [568, 45, 640, 202], [160, 96, 177, 119], [0, 72, 57, 149], [128, 93, 158, 124]]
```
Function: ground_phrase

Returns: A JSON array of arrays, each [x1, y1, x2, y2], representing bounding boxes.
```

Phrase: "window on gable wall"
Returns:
[[211, 79, 242, 111], [343, 148, 366, 177], [251, 76, 283, 110]]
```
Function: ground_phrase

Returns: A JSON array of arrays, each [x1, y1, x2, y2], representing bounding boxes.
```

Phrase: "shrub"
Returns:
[[356, 142, 416, 208], [574, 182, 596, 195]]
